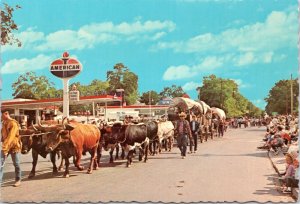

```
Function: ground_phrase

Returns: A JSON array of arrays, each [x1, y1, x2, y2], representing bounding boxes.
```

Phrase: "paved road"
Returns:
[[1, 127, 295, 203]]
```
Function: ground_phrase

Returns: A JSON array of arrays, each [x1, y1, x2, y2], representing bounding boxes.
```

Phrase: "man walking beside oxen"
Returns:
[[175, 112, 192, 159], [189, 115, 199, 153], [0, 109, 22, 187]]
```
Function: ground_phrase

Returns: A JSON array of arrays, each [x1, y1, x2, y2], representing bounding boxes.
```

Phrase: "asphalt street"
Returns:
[[0, 127, 295, 203]]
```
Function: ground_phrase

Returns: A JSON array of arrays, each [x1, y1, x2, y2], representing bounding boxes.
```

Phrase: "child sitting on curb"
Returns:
[[279, 153, 298, 192]]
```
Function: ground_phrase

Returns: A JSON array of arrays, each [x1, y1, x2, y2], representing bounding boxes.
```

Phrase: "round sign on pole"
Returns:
[[49, 52, 83, 118], [50, 52, 82, 78]]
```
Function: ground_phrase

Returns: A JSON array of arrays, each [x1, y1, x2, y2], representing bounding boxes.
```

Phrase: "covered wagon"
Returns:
[[167, 97, 204, 121]]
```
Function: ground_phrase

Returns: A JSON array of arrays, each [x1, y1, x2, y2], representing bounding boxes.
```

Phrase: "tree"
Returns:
[[140, 91, 160, 105], [69, 80, 109, 114], [12, 72, 57, 99], [159, 85, 185, 98], [1, 3, 21, 47], [265, 79, 299, 115], [70, 80, 109, 96], [199, 74, 262, 117], [106, 63, 138, 105]]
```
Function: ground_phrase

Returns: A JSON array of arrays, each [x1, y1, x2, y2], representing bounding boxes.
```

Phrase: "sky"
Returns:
[[1, 0, 298, 109]]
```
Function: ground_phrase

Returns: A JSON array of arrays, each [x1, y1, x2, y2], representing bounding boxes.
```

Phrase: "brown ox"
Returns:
[[38, 119, 101, 177]]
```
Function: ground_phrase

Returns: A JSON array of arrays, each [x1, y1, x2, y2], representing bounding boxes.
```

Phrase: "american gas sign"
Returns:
[[50, 52, 82, 78]]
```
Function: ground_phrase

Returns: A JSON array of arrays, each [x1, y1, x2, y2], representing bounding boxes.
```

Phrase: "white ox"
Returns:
[[157, 121, 175, 152]]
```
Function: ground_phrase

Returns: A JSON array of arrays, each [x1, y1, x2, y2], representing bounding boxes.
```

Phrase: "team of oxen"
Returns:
[[19, 97, 226, 178]]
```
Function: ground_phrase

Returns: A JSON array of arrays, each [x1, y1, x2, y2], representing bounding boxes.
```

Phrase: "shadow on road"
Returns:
[[245, 129, 266, 132], [253, 174, 289, 198], [1, 170, 78, 187], [253, 186, 284, 197], [196, 151, 268, 158], [149, 156, 181, 160]]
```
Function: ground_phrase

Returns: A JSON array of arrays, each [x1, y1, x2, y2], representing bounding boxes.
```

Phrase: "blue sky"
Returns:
[[1, 0, 298, 109]]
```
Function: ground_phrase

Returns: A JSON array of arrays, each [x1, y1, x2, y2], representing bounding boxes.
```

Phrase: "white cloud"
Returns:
[[163, 65, 197, 80], [1, 54, 53, 74], [233, 51, 274, 66], [234, 52, 255, 66], [182, 81, 202, 91], [2, 20, 176, 52], [199, 56, 223, 70], [252, 99, 267, 109], [163, 55, 225, 80], [231, 78, 251, 89], [154, 9, 297, 62], [2, 28, 45, 52], [151, 32, 167, 40], [158, 8, 296, 80]]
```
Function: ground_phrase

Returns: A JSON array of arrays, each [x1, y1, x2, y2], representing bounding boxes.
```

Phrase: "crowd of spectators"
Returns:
[[257, 115, 299, 193], [228, 116, 267, 128]]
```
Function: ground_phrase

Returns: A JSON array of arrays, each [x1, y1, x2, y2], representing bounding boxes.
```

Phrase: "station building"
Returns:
[[1, 95, 170, 125]]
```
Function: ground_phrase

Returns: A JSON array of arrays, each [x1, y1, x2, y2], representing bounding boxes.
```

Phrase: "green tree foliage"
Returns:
[[106, 63, 138, 105], [199, 75, 262, 117], [159, 85, 185, 98], [265, 79, 299, 115], [12, 72, 58, 99], [70, 80, 109, 96], [1, 3, 21, 46], [140, 90, 160, 105], [69, 80, 109, 114]]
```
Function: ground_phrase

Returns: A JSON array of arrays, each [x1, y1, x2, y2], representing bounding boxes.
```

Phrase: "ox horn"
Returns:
[[31, 121, 38, 131], [62, 117, 68, 130], [38, 119, 47, 128]]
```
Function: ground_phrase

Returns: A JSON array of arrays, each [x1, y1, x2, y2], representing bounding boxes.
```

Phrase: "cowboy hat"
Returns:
[[178, 112, 186, 117]]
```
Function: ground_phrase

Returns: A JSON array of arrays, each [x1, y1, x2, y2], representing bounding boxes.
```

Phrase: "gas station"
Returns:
[[1, 52, 169, 125], [0, 95, 122, 125]]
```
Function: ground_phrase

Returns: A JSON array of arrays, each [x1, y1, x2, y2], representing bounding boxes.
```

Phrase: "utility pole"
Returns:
[[220, 79, 223, 109], [196, 87, 201, 101], [149, 91, 152, 119], [286, 93, 288, 115], [291, 74, 293, 116]]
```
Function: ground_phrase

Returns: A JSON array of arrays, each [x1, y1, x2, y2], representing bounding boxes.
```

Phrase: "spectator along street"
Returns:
[[1, 126, 294, 203]]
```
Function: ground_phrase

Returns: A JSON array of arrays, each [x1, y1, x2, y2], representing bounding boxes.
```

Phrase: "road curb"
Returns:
[[267, 151, 299, 201]]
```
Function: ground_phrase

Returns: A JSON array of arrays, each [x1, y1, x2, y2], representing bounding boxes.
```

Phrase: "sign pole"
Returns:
[[50, 52, 82, 119], [63, 78, 70, 118], [291, 74, 293, 115]]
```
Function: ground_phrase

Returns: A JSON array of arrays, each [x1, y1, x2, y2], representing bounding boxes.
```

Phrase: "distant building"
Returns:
[[158, 97, 174, 106]]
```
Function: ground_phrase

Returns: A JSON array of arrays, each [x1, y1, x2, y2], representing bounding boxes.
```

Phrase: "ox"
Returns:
[[93, 121, 126, 165], [103, 121, 158, 163], [102, 123, 126, 163], [123, 123, 151, 167], [20, 127, 62, 178], [40, 119, 101, 177], [156, 121, 175, 153], [106, 122, 157, 167]]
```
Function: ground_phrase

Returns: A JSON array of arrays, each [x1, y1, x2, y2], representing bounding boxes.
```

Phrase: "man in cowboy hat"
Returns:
[[1, 109, 22, 187], [175, 112, 192, 159]]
